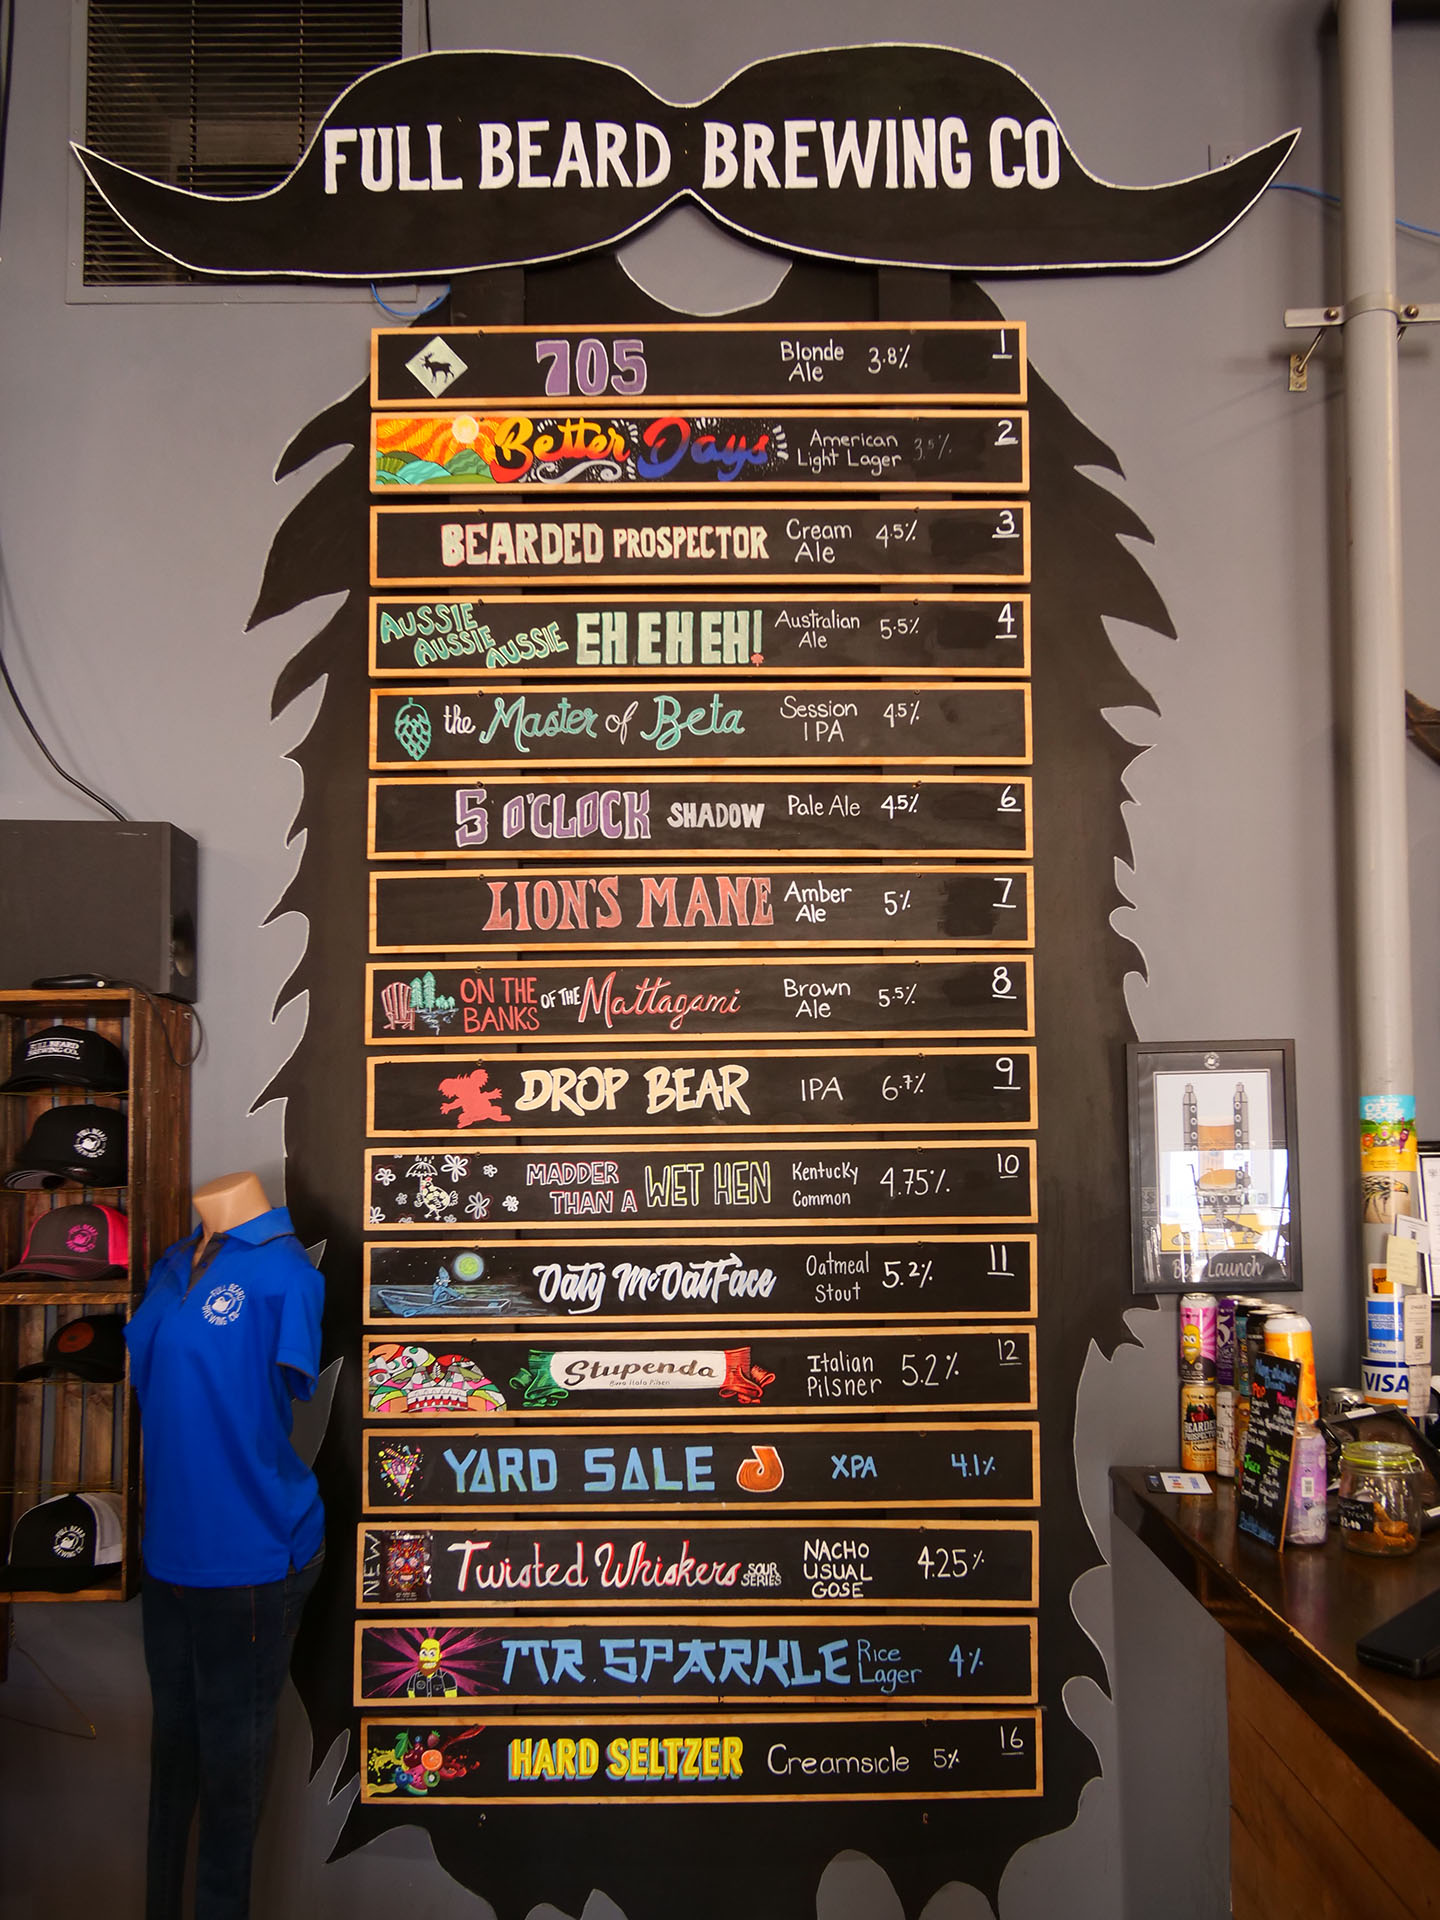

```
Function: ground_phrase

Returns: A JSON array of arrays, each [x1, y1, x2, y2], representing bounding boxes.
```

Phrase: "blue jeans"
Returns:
[[141, 1552, 322, 1920]]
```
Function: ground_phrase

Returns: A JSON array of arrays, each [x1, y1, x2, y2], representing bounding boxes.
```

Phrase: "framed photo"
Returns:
[[1127, 1041, 1300, 1296]]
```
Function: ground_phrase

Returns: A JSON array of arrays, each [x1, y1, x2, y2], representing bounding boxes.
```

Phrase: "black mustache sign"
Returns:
[[74, 45, 1296, 280]]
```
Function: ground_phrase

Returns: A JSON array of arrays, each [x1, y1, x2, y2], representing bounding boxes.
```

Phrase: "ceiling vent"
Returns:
[[81, 0, 407, 285]]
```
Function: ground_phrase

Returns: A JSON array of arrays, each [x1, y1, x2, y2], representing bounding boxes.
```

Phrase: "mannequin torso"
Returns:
[[192, 1171, 272, 1265], [128, 1170, 324, 1586]]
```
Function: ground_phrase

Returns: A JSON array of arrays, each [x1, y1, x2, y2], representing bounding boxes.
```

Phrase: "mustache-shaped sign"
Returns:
[[74, 46, 1297, 280]]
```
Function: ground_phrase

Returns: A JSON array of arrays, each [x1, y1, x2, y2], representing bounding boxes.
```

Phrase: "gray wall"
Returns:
[[3, 1, 1437, 1915]]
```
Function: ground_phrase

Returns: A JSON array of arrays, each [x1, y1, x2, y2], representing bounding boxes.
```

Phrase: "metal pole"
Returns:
[[1338, 0, 1416, 1269]]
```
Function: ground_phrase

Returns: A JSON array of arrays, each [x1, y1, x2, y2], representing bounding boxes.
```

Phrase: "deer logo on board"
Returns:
[[405, 336, 467, 399]]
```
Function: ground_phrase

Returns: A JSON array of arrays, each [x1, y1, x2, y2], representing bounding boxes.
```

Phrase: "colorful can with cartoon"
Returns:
[[1179, 1293, 1217, 1385]]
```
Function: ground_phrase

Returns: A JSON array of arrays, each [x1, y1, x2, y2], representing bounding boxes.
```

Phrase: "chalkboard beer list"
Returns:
[[360, 319, 1038, 1810], [370, 321, 1028, 408]]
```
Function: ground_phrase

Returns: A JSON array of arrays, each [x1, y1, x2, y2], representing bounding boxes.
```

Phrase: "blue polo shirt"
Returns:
[[125, 1207, 325, 1586]]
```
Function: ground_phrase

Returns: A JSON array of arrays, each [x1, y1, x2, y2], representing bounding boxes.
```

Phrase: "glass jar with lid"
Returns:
[[1338, 1440, 1422, 1555]]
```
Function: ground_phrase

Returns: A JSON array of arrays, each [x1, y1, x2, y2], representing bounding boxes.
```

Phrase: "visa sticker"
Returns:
[[1160, 1471, 1212, 1495]]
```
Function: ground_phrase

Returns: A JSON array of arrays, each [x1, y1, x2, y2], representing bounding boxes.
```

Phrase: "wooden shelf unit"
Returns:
[[0, 990, 192, 1602]]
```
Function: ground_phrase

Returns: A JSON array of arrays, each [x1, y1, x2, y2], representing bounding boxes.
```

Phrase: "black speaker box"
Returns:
[[0, 821, 198, 1001]]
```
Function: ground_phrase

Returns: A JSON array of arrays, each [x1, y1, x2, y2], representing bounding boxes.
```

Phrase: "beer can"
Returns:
[[1236, 1303, 1276, 1451], [1365, 1294, 1406, 1364], [1215, 1384, 1235, 1478], [1362, 1357, 1410, 1408], [1285, 1421, 1329, 1546], [1180, 1380, 1218, 1472], [1234, 1303, 1252, 1400], [1180, 1293, 1218, 1384], [1244, 1307, 1278, 1395], [1235, 1319, 1252, 1454], [1216, 1297, 1238, 1387], [1265, 1312, 1319, 1427]]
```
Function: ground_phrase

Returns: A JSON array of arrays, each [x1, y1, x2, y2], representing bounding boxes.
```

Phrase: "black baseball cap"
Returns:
[[0, 1492, 123, 1593], [3, 1105, 127, 1190], [0, 1203, 129, 1283], [16, 1314, 128, 1384], [1, 1026, 127, 1093]]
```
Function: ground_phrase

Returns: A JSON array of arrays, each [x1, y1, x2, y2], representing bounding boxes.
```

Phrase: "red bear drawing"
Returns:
[[437, 1067, 512, 1126]]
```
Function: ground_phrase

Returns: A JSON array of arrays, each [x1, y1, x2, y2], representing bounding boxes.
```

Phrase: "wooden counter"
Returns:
[[1113, 1466, 1440, 1919]]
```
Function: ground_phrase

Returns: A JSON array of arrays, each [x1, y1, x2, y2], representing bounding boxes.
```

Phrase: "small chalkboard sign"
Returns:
[[1203, 1248, 1288, 1294], [1237, 1351, 1302, 1550]]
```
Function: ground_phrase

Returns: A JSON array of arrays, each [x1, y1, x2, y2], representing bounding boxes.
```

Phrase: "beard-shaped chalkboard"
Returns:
[[252, 253, 1167, 1918]]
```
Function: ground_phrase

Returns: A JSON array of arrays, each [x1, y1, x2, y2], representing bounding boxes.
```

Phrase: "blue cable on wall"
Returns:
[[1268, 178, 1440, 240]]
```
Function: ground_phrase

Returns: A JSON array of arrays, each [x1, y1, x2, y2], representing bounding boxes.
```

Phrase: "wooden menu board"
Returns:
[[358, 1708, 1041, 1804], [364, 1138, 1037, 1230], [370, 320, 1028, 409], [361, 1326, 1037, 1417], [366, 1043, 1037, 1136], [369, 592, 1030, 676], [353, 1613, 1039, 1708], [356, 1516, 1040, 1609], [361, 1232, 1038, 1325], [372, 499, 1030, 587], [357, 316, 1040, 1830], [362, 1418, 1040, 1507], [370, 863, 1034, 951], [363, 954, 1036, 1045], [369, 775, 1032, 859], [371, 408, 1029, 493], [370, 681, 1032, 766]]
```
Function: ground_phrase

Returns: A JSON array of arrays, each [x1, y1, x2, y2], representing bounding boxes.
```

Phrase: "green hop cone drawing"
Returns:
[[394, 698, 432, 761]]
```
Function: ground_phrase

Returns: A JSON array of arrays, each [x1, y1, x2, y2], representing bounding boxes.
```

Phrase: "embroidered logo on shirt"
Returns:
[[202, 1283, 246, 1326]]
